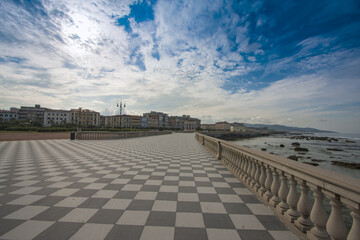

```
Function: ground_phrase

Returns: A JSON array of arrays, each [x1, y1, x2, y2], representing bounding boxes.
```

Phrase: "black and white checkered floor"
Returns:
[[0, 133, 299, 240]]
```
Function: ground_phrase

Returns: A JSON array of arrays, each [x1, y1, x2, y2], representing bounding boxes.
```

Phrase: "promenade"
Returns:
[[0, 133, 298, 240]]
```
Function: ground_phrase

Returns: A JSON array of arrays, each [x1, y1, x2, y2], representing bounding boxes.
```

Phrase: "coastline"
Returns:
[[231, 132, 360, 179]]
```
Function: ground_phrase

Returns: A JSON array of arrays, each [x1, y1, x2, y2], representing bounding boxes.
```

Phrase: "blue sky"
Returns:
[[0, 0, 359, 133]]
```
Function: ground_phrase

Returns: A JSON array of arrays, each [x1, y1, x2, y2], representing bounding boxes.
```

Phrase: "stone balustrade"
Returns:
[[195, 133, 360, 240], [76, 130, 172, 140]]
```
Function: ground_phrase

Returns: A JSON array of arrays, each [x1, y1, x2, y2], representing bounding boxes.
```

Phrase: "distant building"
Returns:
[[215, 121, 231, 131], [18, 104, 48, 125], [230, 123, 248, 132], [141, 117, 148, 128], [44, 109, 70, 127], [143, 111, 168, 128], [70, 108, 100, 126], [0, 109, 19, 122], [103, 115, 142, 128], [168, 115, 201, 131], [201, 124, 215, 131]]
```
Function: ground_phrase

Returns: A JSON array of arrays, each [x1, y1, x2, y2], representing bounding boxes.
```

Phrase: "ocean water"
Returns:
[[233, 132, 360, 179]]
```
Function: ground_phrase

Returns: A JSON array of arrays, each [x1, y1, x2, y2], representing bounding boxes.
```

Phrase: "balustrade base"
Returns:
[[294, 218, 313, 233], [307, 228, 330, 240], [276, 203, 289, 215], [285, 210, 300, 223], [269, 198, 281, 207]]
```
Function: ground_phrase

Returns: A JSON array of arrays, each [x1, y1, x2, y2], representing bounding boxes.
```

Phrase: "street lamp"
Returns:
[[116, 99, 126, 130]]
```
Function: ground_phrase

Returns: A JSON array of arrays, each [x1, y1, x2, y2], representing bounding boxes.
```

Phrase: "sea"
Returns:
[[233, 132, 360, 179]]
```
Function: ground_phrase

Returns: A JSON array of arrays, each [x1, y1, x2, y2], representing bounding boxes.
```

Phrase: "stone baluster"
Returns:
[[239, 155, 246, 179], [258, 162, 266, 196], [276, 171, 289, 214], [235, 152, 241, 176], [285, 175, 300, 223], [253, 160, 261, 191], [269, 168, 281, 207], [250, 159, 257, 188], [202, 136, 205, 145], [246, 159, 254, 185], [347, 207, 360, 240], [294, 180, 313, 232], [242, 158, 249, 181], [264, 165, 273, 201], [246, 157, 253, 185], [325, 194, 347, 240], [307, 186, 329, 240]]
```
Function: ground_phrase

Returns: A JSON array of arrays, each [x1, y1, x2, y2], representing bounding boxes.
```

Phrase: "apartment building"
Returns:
[[0, 109, 18, 122], [215, 121, 231, 131], [44, 109, 70, 127], [201, 124, 215, 131], [71, 108, 100, 126], [143, 111, 168, 128], [18, 104, 48, 125]]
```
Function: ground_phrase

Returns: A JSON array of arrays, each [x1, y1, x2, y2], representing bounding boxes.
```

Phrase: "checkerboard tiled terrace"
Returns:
[[0, 133, 299, 240]]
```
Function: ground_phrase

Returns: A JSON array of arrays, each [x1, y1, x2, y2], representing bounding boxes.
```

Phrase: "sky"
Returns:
[[0, 0, 359, 133]]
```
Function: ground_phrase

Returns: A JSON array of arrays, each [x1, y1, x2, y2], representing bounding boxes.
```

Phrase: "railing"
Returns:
[[76, 130, 172, 140], [195, 133, 360, 240]]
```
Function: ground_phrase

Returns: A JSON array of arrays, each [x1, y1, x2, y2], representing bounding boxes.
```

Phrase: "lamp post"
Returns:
[[116, 99, 126, 130]]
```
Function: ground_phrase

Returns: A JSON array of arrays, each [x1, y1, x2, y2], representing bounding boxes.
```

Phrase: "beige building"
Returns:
[[201, 124, 215, 131], [71, 108, 100, 126], [215, 121, 231, 131], [44, 110, 70, 127], [230, 123, 248, 132], [103, 115, 142, 128]]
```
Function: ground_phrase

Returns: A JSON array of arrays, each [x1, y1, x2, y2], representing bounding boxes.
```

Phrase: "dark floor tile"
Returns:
[[141, 185, 161, 192], [33, 222, 83, 240], [193, 173, 207, 177], [149, 176, 164, 180], [238, 230, 274, 240], [127, 200, 154, 211], [114, 191, 137, 199], [165, 172, 179, 176], [32, 188, 60, 196], [256, 215, 288, 230], [178, 186, 197, 193], [146, 211, 176, 226], [240, 195, 261, 204], [66, 182, 89, 189], [198, 194, 221, 202], [0, 219, 25, 236], [228, 182, 245, 188], [72, 189, 98, 197], [103, 184, 123, 190], [162, 180, 178, 186], [88, 209, 123, 224], [223, 203, 252, 214], [78, 198, 109, 208], [203, 213, 235, 229], [210, 178, 227, 182], [156, 192, 178, 201], [0, 194, 20, 204], [195, 181, 212, 187], [177, 201, 202, 213], [32, 207, 73, 221], [95, 178, 114, 183], [215, 187, 235, 194], [31, 196, 66, 206], [179, 177, 195, 181], [174, 227, 207, 240], [105, 225, 144, 240]]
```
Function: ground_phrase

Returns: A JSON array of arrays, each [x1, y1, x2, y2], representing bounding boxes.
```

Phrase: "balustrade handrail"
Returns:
[[196, 132, 360, 240]]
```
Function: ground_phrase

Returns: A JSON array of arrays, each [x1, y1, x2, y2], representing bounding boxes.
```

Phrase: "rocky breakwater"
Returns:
[[286, 135, 360, 169]]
